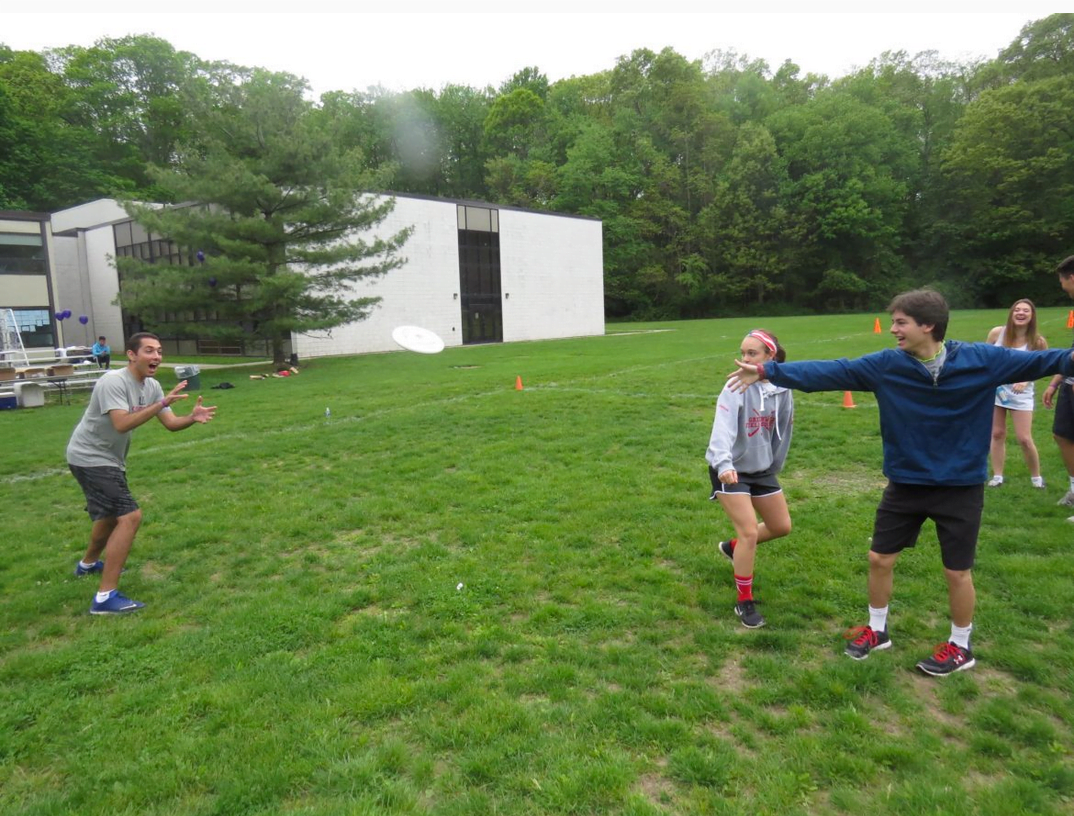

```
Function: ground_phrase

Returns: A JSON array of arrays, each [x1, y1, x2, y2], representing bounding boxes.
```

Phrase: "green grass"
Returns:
[[2, 309, 1073, 815]]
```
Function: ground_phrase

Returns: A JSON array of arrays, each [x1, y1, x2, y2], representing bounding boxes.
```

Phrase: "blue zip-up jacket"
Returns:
[[762, 341, 1074, 486]]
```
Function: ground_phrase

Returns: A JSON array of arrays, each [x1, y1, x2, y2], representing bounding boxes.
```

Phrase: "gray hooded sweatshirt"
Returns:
[[706, 380, 794, 478]]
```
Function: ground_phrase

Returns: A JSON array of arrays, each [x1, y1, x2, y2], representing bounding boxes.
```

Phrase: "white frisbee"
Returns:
[[391, 325, 445, 354]]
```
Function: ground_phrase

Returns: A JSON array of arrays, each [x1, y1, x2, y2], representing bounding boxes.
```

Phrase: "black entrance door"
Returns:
[[457, 205, 503, 345]]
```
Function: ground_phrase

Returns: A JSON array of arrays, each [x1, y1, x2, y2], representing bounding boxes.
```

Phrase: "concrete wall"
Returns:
[[499, 208, 604, 343], [50, 199, 129, 236], [293, 194, 604, 358], [293, 195, 463, 358], [51, 226, 124, 349]]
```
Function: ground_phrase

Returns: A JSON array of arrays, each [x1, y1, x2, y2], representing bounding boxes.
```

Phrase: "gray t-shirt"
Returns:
[[66, 368, 166, 469], [919, 344, 948, 383]]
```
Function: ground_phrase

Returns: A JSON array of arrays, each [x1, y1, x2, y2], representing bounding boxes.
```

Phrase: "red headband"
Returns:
[[747, 330, 777, 354]]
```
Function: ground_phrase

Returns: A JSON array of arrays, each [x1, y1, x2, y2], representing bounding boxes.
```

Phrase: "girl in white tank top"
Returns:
[[986, 299, 1046, 488]]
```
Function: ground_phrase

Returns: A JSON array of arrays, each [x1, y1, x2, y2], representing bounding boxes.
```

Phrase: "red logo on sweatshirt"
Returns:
[[746, 409, 774, 437]]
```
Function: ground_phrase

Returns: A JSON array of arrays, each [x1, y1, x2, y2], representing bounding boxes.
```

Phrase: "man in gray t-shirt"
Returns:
[[67, 332, 217, 615]]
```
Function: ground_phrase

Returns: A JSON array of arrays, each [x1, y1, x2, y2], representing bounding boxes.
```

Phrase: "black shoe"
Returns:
[[916, 641, 975, 676], [718, 539, 736, 562], [735, 600, 765, 629], [844, 626, 891, 660]]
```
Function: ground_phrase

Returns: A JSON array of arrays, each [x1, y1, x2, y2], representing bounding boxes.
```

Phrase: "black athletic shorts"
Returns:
[[69, 465, 139, 521], [1053, 382, 1074, 442], [708, 466, 782, 499], [871, 482, 984, 571]]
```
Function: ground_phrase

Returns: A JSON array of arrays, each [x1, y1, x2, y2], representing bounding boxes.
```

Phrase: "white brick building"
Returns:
[[6, 194, 604, 359]]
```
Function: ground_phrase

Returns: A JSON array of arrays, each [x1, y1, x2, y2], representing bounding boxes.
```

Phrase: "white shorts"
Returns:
[[995, 384, 1034, 412]]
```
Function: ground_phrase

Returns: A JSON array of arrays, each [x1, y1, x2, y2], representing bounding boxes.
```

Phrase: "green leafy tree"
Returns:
[[49, 35, 202, 197], [853, 52, 972, 288], [991, 14, 1074, 84], [0, 45, 123, 208], [555, 121, 649, 316], [117, 69, 412, 365], [936, 73, 1074, 305], [767, 88, 915, 309], [434, 84, 492, 198], [698, 122, 790, 310]]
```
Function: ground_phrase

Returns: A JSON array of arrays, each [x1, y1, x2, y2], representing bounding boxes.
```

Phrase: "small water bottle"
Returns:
[[324, 406, 331, 419]]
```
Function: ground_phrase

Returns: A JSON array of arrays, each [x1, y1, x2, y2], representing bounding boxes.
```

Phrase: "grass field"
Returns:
[[2, 310, 1072, 816]]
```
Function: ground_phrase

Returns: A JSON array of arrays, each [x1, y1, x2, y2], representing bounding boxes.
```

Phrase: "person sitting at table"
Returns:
[[91, 337, 111, 369]]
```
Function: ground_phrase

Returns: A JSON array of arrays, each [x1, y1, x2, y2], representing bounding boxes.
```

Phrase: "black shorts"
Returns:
[[1053, 382, 1074, 442], [708, 466, 782, 499], [69, 465, 139, 521], [871, 482, 984, 571]]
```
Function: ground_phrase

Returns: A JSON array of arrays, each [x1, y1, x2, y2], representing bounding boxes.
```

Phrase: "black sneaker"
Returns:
[[916, 641, 975, 676], [735, 600, 765, 629], [844, 626, 891, 660], [718, 539, 736, 562]]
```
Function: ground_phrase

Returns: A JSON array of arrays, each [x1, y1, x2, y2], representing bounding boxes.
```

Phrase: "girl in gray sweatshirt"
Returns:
[[705, 329, 794, 629]]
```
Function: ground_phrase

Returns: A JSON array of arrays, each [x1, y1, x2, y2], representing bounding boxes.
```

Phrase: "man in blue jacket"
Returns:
[[726, 289, 1074, 676]]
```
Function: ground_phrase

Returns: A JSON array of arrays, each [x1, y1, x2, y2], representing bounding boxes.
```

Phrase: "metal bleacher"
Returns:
[[0, 310, 110, 407]]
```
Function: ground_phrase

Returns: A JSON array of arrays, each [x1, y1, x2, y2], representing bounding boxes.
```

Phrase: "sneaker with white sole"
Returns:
[[844, 626, 891, 660], [1030, 479, 1046, 489], [90, 592, 145, 615], [1057, 491, 1074, 507], [74, 560, 104, 577], [734, 600, 765, 628], [916, 641, 975, 676], [718, 538, 736, 562], [987, 475, 1004, 487]]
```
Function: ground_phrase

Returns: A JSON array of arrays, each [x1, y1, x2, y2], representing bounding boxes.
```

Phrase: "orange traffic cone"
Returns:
[[1067, 310, 1073, 329], [515, 376, 523, 391], [842, 391, 856, 409], [873, 318, 882, 334]]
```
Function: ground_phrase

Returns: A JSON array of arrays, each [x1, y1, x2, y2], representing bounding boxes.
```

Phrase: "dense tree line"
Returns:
[[3, 15, 1074, 319]]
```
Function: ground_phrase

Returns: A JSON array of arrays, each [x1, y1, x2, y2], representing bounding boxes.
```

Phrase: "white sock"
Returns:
[[869, 605, 889, 633], [95, 590, 116, 603], [950, 623, 973, 650], [1031, 476, 1044, 487], [991, 475, 1004, 484], [1069, 476, 1074, 492]]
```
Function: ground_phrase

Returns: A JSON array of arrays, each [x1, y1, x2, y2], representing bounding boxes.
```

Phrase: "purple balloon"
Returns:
[[79, 315, 89, 325], [208, 276, 217, 287], [196, 250, 205, 263], [63, 309, 72, 319], [55, 312, 64, 321]]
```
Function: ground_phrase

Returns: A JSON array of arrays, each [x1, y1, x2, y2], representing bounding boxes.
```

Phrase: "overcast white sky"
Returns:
[[2, 7, 1061, 97]]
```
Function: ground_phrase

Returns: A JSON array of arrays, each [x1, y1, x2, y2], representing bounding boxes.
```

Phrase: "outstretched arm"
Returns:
[[726, 360, 762, 393], [110, 381, 191, 434], [158, 394, 217, 431]]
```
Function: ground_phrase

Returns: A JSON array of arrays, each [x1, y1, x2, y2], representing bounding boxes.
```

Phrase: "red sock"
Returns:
[[735, 574, 753, 602]]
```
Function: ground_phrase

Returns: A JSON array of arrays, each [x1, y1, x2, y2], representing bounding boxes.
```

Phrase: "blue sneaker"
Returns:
[[74, 560, 104, 576], [90, 592, 145, 615]]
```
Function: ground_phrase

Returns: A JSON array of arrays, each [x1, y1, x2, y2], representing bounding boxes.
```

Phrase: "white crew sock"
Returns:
[[1031, 476, 1044, 487], [950, 623, 973, 650], [869, 605, 889, 633], [95, 590, 116, 603]]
